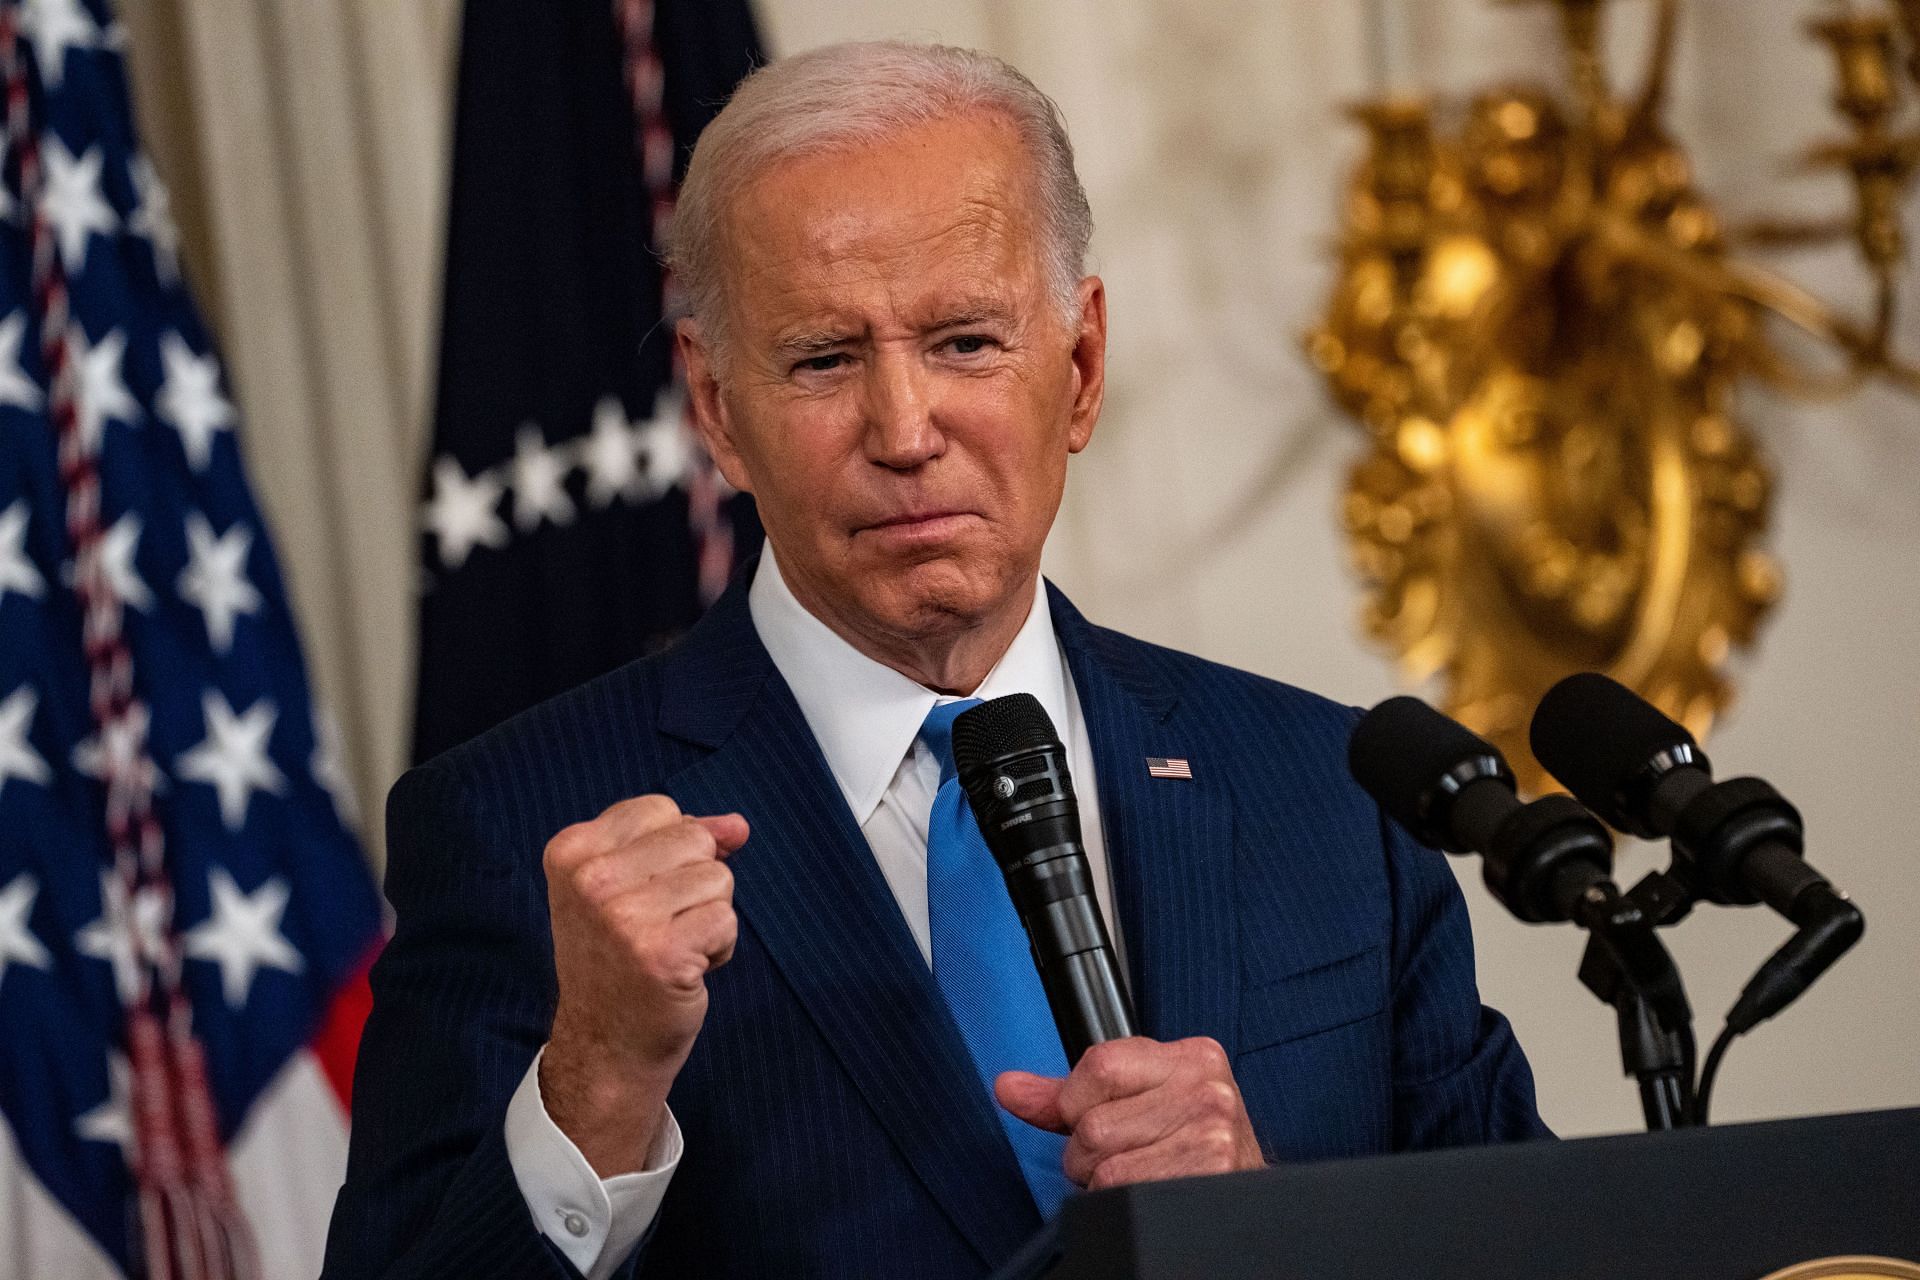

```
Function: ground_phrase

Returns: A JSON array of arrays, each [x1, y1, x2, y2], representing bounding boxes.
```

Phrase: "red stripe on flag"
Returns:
[[311, 943, 381, 1111]]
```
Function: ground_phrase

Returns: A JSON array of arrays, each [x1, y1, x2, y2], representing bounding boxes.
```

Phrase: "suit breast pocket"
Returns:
[[1236, 945, 1387, 1055]]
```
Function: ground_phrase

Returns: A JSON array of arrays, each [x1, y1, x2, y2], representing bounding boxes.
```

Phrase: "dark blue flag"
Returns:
[[412, 0, 764, 764]]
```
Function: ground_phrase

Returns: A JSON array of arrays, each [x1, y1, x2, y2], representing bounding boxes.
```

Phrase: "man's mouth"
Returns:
[[864, 509, 970, 529], [856, 510, 978, 542]]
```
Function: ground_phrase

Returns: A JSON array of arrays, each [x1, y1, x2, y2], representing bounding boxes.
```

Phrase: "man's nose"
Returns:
[[860, 348, 945, 470]]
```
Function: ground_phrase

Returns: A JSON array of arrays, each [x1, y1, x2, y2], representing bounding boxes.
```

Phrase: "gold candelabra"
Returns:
[[1310, 0, 1919, 789]]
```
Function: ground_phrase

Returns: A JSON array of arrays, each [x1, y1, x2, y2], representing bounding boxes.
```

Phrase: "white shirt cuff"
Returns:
[[503, 1046, 683, 1280]]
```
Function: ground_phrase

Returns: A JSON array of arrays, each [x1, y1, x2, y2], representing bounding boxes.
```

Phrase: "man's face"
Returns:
[[681, 112, 1105, 656]]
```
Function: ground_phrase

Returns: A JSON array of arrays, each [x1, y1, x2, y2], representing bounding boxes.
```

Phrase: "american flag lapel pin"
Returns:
[[1145, 756, 1192, 780]]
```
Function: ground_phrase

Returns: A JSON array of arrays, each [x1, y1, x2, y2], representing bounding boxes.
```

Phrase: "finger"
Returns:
[[543, 795, 683, 871], [674, 899, 738, 969], [692, 812, 750, 856], [565, 821, 719, 904], [593, 794, 686, 846], [995, 1071, 1069, 1134], [1083, 1122, 1244, 1190], [1061, 1088, 1190, 1185], [616, 857, 733, 920], [1056, 1038, 1181, 1128], [640, 817, 727, 875]]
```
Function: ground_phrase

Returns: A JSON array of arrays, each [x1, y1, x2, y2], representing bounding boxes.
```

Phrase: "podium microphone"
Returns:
[[953, 695, 1135, 1063], [1530, 674, 1864, 1037], [1348, 696, 1622, 925], [1349, 696, 1700, 1129]]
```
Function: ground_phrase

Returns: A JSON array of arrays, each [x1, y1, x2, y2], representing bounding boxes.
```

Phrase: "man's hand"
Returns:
[[995, 1037, 1265, 1190], [539, 794, 749, 1177]]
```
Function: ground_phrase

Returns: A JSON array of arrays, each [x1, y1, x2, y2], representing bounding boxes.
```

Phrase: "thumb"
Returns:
[[995, 1071, 1068, 1134], [693, 813, 751, 856]]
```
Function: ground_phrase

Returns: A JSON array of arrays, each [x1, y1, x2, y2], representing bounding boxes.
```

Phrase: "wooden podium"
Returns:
[[993, 1108, 1920, 1280]]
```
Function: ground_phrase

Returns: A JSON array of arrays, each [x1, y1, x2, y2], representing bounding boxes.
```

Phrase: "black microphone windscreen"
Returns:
[[1347, 696, 1504, 844], [1530, 673, 1697, 823], [952, 692, 1060, 781]]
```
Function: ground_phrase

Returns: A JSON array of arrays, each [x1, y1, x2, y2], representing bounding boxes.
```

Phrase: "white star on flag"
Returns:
[[0, 872, 52, 991], [511, 424, 576, 531], [311, 708, 359, 831], [0, 311, 44, 410], [71, 700, 163, 796], [76, 870, 169, 1006], [0, 500, 45, 606], [39, 137, 116, 273], [72, 326, 139, 455], [0, 685, 52, 797], [156, 332, 236, 471], [70, 511, 153, 612], [636, 391, 695, 496], [177, 512, 260, 652], [424, 455, 508, 569], [184, 867, 304, 1009], [129, 156, 181, 284], [580, 395, 653, 507], [20, 0, 97, 90], [176, 691, 287, 830], [74, 1052, 132, 1160]]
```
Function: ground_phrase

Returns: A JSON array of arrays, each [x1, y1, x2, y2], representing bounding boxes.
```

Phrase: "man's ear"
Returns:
[[678, 319, 754, 494], [1066, 276, 1107, 455]]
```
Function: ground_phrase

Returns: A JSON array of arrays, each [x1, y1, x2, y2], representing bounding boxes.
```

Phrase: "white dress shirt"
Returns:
[[505, 548, 1116, 1278]]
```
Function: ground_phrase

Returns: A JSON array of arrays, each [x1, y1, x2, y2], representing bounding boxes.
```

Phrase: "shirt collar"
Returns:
[[748, 544, 1071, 825]]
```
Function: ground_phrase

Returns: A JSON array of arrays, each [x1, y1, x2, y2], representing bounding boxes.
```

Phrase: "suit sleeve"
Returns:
[[1381, 812, 1556, 1148], [320, 762, 614, 1280]]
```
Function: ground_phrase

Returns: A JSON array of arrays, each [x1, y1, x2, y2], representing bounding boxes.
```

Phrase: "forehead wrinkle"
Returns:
[[720, 119, 1048, 353], [750, 235, 1033, 358], [777, 202, 1021, 301]]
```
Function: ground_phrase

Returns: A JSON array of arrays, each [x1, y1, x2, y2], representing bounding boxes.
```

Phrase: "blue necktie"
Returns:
[[919, 699, 1074, 1219]]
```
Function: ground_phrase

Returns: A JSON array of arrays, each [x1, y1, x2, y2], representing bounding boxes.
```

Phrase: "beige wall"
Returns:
[[139, 0, 1918, 1138]]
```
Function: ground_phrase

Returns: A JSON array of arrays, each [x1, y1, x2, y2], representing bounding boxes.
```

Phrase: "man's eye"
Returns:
[[946, 335, 993, 355], [795, 353, 846, 373]]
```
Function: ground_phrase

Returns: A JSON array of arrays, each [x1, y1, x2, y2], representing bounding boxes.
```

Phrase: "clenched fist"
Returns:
[[538, 794, 750, 1176]]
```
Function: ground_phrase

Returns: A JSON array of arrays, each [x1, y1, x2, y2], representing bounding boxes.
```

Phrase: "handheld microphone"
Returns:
[[953, 694, 1135, 1064], [1530, 673, 1864, 1036]]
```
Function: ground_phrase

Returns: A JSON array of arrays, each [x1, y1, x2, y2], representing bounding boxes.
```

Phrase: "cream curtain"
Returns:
[[119, 0, 461, 861]]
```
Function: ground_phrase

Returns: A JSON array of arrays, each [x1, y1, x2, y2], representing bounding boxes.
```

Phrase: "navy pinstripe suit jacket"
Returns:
[[322, 574, 1548, 1280]]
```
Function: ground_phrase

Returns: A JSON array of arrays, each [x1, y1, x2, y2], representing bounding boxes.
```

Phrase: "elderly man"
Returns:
[[324, 41, 1547, 1280]]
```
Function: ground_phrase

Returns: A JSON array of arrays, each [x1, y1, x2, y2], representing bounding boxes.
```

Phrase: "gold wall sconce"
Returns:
[[1311, 0, 1918, 788]]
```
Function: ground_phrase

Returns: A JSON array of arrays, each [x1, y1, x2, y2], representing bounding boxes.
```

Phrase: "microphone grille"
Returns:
[[952, 693, 1061, 781], [1529, 673, 1697, 825], [1348, 696, 1507, 847]]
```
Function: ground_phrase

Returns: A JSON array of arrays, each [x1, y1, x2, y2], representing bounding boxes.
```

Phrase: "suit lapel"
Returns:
[[1051, 587, 1242, 1055], [656, 577, 1040, 1265]]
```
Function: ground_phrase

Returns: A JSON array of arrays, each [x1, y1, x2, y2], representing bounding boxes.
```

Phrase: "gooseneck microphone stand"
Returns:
[[1347, 698, 1701, 1131], [1352, 679, 1868, 1133], [1572, 869, 1700, 1129], [1532, 674, 1866, 1127]]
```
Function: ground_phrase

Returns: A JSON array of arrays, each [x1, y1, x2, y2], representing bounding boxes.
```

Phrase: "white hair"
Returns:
[[669, 41, 1094, 351]]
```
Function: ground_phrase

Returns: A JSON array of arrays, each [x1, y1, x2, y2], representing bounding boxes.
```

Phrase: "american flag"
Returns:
[[0, 2, 384, 1277], [1146, 757, 1193, 780]]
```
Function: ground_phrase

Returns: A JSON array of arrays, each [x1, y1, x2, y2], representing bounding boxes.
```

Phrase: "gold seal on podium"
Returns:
[[1759, 1258, 1920, 1280]]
